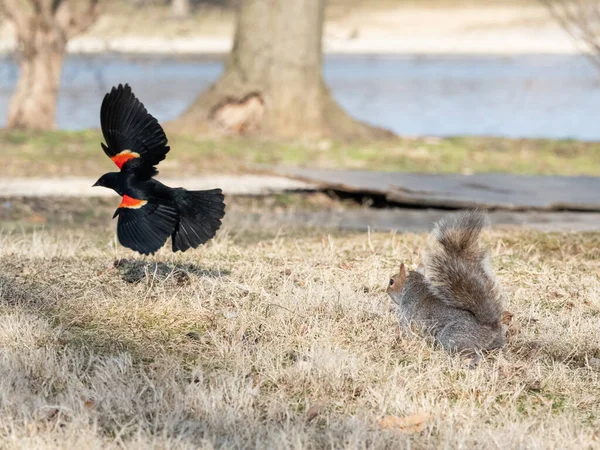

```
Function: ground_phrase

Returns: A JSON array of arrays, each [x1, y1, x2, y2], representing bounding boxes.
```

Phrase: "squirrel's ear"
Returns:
[[416, 263, 425, 275], [399, 263, 407, 283]]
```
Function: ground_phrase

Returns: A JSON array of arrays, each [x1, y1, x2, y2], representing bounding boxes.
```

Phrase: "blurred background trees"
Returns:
[[0, 0, 100, 130], [124, 0, 234, 18], [539, 0, 600, 70], [0, 0, 391, 138], [171, 0, 191, 18], [2, 0, 594, 138], [172, 0, 392, 139]]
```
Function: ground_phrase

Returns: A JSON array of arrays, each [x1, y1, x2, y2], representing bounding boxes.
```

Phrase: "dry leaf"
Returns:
[[501, 310, 513, 325], [174, 272, 191, 286], [306, 404, 323, 422], [578, 395, 597, 408], [186, 331, 201, 341], [44, 408, 59, 421], [532, 395, 552, 406], [27, 214, 47, 224], [235, 324, 247, 343], [379, 412, 430, 433], [525, 380, 542, 392]]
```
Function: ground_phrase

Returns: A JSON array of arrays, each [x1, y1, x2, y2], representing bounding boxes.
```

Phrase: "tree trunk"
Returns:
[[171, 0, 393, 140], [1, 0, 100, 131], [171, 0, 190, 19], [7, 25, 65, 130]]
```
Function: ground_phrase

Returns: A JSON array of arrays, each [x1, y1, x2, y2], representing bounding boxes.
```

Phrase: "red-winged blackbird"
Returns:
[[93, 84, 225, 255]]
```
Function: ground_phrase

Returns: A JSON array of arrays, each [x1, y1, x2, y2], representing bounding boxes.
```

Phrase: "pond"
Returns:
[[0, 54, 598, 140]]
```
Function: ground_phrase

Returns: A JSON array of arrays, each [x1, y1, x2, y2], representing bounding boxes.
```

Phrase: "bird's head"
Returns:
[[93, 172, 119, 190]]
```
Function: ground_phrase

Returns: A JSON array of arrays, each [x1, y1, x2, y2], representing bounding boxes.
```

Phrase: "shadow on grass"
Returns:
[[0, 256, 230, 360], [112, 258, 230, 284], [0, 272, 144, 358], [0, 272, 259, 447]]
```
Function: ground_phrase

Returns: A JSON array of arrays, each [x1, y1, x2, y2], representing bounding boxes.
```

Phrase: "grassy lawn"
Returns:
[[2, 130, 600, 178], [0, 198, 599, 448]]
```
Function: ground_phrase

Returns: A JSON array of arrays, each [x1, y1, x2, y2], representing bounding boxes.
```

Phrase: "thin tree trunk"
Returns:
[[8, 26, 65, 130], [1, 0, 100, 131], [171, 0, 393, 140], [171, 0, 191, 18]]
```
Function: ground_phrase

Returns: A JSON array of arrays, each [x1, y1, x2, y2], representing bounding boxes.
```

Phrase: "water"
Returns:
[[0, 53, 598, 140]]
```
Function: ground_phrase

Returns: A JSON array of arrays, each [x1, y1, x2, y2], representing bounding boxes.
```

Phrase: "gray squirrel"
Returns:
[[387, 210, 506, 357]]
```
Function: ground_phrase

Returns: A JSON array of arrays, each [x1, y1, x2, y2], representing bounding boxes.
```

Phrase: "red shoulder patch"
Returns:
[[119, 195, 148, 209], [111, 150, 140, 169]]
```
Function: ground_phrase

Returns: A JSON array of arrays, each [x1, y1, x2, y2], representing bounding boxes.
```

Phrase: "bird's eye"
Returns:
[[389, 278, 394, 286]]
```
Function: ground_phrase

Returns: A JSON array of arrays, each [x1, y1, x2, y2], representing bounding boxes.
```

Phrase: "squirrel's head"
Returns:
[[387, 263, 426, 303], [387, 263, 408, 296]]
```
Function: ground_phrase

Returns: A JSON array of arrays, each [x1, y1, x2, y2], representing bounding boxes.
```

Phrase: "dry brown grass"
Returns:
[[0, 208, 599, 448]]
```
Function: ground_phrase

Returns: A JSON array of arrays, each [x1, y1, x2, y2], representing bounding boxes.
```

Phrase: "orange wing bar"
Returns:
[[119, 195, 148, 209], [111, 150, 140, 169]]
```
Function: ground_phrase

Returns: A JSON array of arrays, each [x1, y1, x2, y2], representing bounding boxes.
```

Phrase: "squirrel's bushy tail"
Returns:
[[426, 210, 503, 327]]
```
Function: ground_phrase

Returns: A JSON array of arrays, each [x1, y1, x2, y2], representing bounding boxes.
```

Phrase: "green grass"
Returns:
[[2, 129, 600, 177]]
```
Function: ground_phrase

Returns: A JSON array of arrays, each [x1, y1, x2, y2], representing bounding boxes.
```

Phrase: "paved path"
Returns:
[[270, 168, 600, 212], [1, 175, 599, 233]]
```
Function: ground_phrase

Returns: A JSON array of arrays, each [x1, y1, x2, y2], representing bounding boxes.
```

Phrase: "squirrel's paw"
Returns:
[[460, 351, 482, 369]]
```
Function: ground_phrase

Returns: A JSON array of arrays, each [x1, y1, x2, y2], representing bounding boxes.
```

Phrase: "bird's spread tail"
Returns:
[[425, 210, 503, 326], [172, 188, 226, 252]]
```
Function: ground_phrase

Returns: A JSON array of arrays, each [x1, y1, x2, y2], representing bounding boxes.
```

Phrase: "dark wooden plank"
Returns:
[[270, 168, 600, 211]]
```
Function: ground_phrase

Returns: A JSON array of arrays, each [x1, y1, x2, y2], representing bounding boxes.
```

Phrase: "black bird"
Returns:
[[93, 84, 225, 255]]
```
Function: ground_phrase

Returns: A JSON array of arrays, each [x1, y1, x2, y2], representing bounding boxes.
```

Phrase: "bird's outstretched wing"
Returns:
[[114, 195, 178, 255], [100, 83, 170, 179]]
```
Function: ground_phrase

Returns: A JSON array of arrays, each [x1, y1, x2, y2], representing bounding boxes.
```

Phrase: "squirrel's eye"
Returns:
[[389, 279, 394, 286]]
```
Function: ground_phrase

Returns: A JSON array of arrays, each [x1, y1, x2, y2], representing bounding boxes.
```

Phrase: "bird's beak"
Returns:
[[92, 181, 100, 187]]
